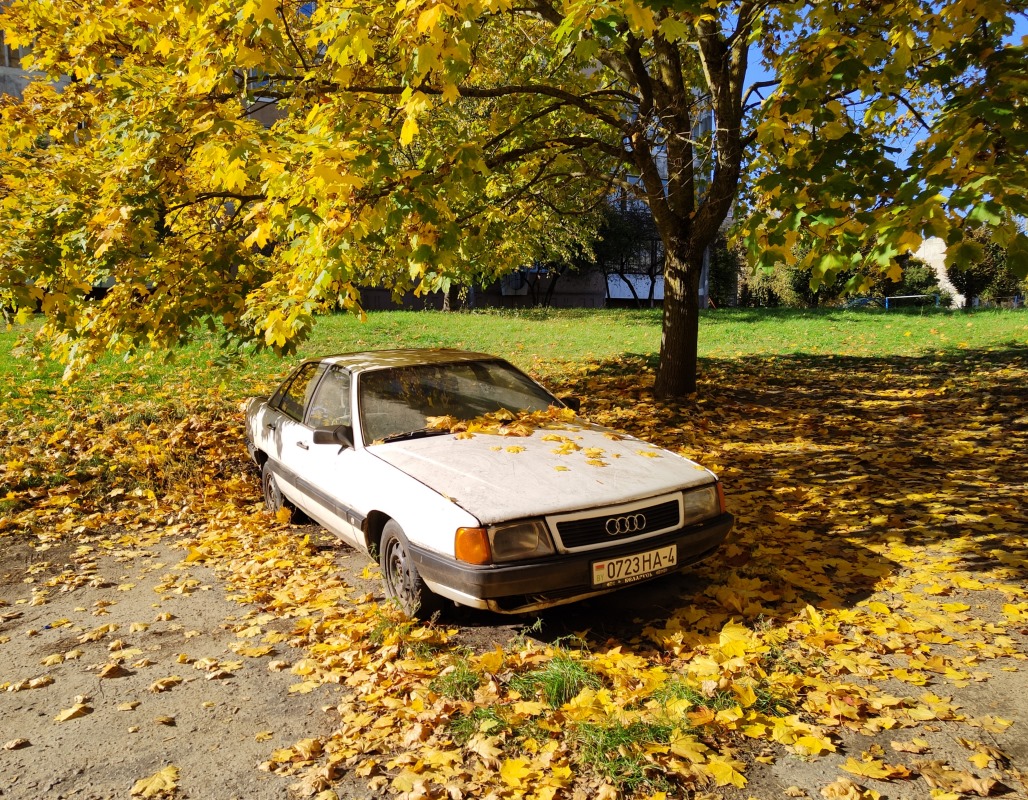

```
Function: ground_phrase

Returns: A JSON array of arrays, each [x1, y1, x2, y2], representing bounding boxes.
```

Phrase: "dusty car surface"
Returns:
[[244, 349, 734, 616]]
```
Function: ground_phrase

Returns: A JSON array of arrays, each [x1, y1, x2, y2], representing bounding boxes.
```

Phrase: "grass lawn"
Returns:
[[2, 306, 1025, 409]]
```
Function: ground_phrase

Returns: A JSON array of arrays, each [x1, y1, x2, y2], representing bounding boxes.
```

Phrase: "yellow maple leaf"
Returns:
[[512, 700, 546, 717], [54, 703, 92, 722], [820, 777, 879, 799], [841, 757, 909, 780], [500, 757, 533, 787], [130, 765, 179, 798], [794, 734, 837, 756], [668, 730, 708, 762], [236, 644, 275, 658], [705, 756, 747, 788], [149, 676, 182, 693]]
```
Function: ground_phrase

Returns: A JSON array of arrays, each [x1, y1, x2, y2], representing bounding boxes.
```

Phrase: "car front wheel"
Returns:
[[380, 520, 443, 619]]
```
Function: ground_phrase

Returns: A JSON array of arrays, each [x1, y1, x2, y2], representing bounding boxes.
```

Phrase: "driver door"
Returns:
[[298, 366, 364, 549]]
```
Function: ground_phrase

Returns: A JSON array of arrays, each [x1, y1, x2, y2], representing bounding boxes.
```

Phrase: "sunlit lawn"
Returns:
[[2, 306, 1025, 409]]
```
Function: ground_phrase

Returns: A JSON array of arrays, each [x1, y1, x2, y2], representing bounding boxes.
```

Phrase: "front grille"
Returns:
[[555, 499, 680, 549]]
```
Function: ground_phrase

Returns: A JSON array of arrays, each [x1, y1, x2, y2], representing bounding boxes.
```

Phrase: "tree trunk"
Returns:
[[653, 241, 703, 398], [543, 265, 564, 307], [617, 269, 642, 308]]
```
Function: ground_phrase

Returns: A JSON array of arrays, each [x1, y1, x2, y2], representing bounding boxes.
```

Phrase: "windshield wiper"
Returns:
[[378, 427, 450, 444]]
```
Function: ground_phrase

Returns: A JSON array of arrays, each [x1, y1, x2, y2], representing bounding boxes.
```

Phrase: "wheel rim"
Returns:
[[384, 536, 417, 611], [263, 470, 283, 511]]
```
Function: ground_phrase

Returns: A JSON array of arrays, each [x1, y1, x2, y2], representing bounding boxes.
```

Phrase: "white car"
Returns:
[[244, 349, 733, 616]]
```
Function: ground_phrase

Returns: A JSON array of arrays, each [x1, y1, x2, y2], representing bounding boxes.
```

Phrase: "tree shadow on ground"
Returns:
[[455, 344, 1027, 653]]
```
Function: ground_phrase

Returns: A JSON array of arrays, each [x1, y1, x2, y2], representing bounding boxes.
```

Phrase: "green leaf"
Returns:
[[945, 239, 985, 271], [1006, 234, 1028, 279], [967, 202, 1003, 227]]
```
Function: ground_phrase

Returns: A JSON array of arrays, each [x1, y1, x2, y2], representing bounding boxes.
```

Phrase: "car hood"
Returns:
[[368, 423, 714, 524]]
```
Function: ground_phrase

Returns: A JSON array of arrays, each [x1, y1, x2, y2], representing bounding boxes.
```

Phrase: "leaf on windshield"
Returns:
[[425, 406, 578, 439]]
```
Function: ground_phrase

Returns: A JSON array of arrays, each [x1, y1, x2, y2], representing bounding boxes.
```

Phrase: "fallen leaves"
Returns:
[[99, 663, 132, 679], [2, 338, 1026, 799], [841, 756, 911, 780], [149, 676, 183, 693], [5, 675, 54, 692], [821, 777, 879, 800], [54, 703, 92, 722], [915, 760, 998, 796], [130, 765, 179, 798]]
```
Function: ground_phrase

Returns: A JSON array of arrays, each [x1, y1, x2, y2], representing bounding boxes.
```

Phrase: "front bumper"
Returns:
[[410, 512, 734, 613]]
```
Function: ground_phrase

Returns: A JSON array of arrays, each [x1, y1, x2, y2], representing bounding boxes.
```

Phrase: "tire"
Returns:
[[260, 461, 310, 523], [380, 520, 443, 619], [262, 461, 286, 513]]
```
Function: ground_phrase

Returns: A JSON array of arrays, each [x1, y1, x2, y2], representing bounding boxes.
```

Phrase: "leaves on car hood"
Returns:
[[369, 419, 713, 523]]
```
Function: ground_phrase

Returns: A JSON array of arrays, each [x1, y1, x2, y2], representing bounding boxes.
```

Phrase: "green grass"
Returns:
[[2, 307, 1025, 417], [575, 720, 676, 793], [508, 651, 603, 708], [430, 656, 481, 701], [449, 706, 510, 744]]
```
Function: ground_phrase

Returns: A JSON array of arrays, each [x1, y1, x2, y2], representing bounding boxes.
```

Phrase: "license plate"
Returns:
[[591, 545, 677, 587]]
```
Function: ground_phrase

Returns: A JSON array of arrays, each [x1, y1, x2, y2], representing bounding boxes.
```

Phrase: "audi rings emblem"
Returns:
[[605, 513, 647, 536]]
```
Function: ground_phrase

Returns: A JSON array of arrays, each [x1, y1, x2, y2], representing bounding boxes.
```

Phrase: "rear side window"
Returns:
[[276, 362, 325, 421]]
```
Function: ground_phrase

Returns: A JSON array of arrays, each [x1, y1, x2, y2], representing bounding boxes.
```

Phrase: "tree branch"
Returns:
[[165, 192, 265, 213], [486, 135, 627, 169], [742, 79, 779, 108], [890, 91, 932, 132], [277, 5, 310, 71]]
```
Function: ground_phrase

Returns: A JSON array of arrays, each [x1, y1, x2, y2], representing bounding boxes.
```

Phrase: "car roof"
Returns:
[[318, 348, 500, 373]]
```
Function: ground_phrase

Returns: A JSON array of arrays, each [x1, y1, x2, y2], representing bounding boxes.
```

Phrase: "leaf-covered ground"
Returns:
[[2, 334, 1027, 799]]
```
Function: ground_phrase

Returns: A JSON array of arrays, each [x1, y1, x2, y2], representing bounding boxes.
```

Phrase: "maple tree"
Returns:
[[1, 2, 1027, 396]]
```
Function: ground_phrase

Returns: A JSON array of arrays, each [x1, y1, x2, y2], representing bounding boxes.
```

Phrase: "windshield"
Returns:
[[358, 359, 559, 443]]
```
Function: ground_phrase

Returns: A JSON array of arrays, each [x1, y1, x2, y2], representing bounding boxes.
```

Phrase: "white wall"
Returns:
[[914, 237, 963, 307]]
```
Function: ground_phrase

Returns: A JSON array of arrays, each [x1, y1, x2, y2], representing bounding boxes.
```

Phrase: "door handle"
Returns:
[[297, 442, 309, 450], [266, 422, 277, 431]]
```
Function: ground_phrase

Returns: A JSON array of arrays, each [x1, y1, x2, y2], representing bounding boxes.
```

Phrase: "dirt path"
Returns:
[[0, 530, 362, 800]]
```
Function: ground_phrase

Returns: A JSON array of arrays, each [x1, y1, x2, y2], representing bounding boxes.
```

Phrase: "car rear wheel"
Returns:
[[261, 462, 285, 512], [380, 520, 443, 619], [261, 461, 309, 523]]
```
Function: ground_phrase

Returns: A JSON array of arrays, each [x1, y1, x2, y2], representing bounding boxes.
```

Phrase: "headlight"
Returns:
[[454, 520, 555, 564], [490, 520, 555, 562], [682, 485, 720, 524]]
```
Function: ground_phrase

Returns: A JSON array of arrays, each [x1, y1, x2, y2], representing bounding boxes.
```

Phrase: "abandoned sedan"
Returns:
[[244, 349, 733, 616]]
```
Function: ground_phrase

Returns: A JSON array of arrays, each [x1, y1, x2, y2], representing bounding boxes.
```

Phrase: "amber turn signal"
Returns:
[[716, 481, 727, 514], [455, 527, 492, 565]]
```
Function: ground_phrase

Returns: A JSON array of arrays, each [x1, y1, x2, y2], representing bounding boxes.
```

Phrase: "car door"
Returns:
[[296, 365, 365, 549], [261, 361, 327, 509]]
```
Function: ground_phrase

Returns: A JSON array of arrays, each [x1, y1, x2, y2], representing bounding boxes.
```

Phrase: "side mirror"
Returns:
[[313, 424, 354, 448], [559, 396, 582, 413]]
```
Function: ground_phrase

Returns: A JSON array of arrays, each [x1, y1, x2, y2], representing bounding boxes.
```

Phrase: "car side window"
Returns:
[[307, 367, 351, 429], [277, 362, 324, 422]]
